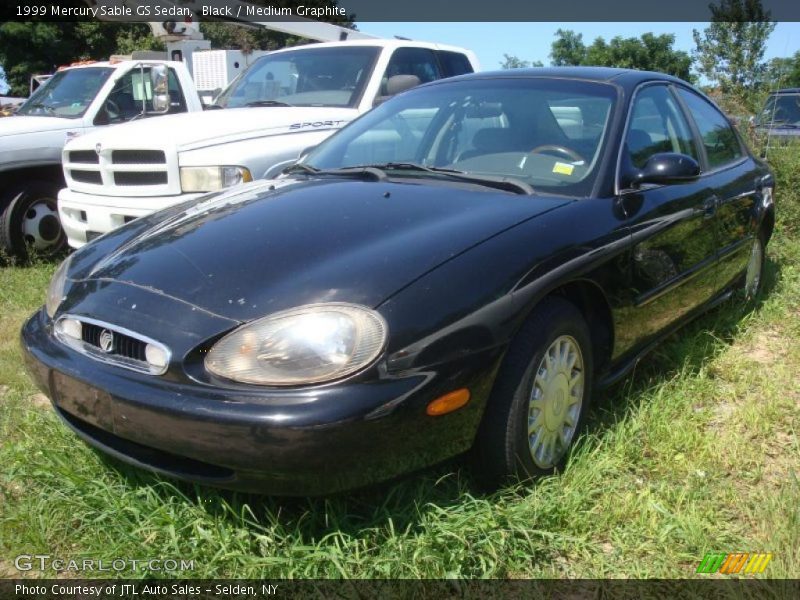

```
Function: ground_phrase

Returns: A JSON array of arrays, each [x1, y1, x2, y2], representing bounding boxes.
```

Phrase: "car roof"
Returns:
[[431, 66, 691, 91], [771, 88, 800, 94]]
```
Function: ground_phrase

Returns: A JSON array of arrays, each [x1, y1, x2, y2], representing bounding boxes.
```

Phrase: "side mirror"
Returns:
[[150, 65, 170, 113], [629, 153, 700, 187]]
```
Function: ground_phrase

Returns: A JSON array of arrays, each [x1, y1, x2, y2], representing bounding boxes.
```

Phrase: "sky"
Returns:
[[2, 21, 800, 95], [364, 22, 800, 72]]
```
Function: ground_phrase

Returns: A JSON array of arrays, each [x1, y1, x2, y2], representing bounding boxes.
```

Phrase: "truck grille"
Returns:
[[70, 170, 102, 184], [63, 144, 176, 196], [114, 172, 168, 186], [69, 150, 99, 164], [111, 150, 166, 164]]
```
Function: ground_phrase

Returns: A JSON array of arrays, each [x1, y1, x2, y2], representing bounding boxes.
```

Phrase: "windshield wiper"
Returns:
[[245, 100, 293, 108], [283, 163, 387, 182], [367, 162, 536, 195]]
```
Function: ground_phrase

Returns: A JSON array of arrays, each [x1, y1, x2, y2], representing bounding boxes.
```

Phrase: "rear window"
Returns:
[[437, 51, 474, 77]]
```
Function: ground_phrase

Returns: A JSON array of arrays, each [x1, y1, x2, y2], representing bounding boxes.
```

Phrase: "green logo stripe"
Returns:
[[697, 553, 727, 574]]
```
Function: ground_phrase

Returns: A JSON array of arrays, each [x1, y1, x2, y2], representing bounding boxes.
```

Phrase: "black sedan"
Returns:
[[22, 68, 775, 495]]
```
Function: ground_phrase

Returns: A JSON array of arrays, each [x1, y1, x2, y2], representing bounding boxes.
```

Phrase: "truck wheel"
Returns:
[[0, 182, 66, 260]]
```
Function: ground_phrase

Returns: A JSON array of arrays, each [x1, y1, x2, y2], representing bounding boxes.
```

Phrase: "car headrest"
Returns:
[[472, 128, 518, 153]]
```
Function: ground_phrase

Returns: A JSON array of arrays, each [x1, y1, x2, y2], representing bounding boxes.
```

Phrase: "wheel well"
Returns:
[[0, 165, 65, 207], [544, 280, 614, 373]]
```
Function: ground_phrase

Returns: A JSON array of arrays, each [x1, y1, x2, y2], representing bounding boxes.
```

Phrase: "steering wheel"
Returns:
[[529, 144, 585, 163], [104, 98, 121, 120]]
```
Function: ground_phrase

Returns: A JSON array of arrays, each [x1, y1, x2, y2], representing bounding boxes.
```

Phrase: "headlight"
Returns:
[[45, 256, 72, 318], [205, 303, 387, 386], [180, 166, 252, 192]]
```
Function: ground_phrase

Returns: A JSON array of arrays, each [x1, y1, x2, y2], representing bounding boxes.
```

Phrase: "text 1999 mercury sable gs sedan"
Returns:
[[22, 68, 775, 495]]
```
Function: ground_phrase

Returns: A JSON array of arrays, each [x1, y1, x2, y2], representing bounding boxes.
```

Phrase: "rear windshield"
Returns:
[[757, 93, 800, 126]]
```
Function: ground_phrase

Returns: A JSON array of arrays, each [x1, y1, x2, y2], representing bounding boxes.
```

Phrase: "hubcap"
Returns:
[[527, 335, 584, 469], [22, 199, 61, 250], [745, 238, 763, 299]]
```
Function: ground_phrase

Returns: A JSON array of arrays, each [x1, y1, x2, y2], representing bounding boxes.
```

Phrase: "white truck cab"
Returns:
[[58, 39, 479, 248], [0, 59, 202, 257]]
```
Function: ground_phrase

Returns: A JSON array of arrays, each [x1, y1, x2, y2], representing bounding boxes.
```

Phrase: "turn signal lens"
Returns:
[[426, 388, 470, 416]]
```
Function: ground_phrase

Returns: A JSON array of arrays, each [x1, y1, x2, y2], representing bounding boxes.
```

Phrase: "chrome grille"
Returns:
[[54, 315, 171, 376]]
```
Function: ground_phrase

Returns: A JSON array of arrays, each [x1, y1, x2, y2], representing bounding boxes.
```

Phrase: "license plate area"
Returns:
[[51, 370, 114, 432]]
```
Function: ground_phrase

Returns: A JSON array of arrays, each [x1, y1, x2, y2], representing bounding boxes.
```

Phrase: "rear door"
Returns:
[[673, 86, 762, 294], [617, 83, 719, 351]]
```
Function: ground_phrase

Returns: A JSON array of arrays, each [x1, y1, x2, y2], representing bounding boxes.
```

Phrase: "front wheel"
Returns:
[[0, 182, 66, 260], [472, 297, 593, 489]]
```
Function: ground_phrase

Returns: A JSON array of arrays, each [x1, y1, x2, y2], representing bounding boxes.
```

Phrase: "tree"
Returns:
[[692, 0, 776, 97], [550, 29, 586, 66], [499, 54, 543, 69], [765, 51, 800, 89], [550, 29, 693, 80]]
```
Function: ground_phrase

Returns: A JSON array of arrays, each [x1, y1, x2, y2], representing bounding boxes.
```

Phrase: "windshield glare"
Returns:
[[302, 78, 617, 195], [17, 67, 114, 118], [213, 46, 380, 109], [758, 94, 800, 126]]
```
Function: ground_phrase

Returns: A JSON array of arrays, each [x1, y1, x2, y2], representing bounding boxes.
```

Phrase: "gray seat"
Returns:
[[458, 127, 520, 161]]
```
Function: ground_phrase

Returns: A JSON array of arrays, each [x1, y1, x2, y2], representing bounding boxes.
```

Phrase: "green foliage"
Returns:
[[765, 51, 800, 90], [550, 30, 693, 81], [692, 0, 776, 102], [499, 54, 543, 69]]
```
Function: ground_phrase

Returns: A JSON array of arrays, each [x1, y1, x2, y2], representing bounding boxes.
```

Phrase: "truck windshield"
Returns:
[[757, 93, 800, 126], [17, 67, 114, 119], [212, 46, 380, 109]]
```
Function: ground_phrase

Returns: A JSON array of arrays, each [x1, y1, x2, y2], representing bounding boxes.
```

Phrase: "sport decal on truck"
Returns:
[[289, 120, 348, 130]]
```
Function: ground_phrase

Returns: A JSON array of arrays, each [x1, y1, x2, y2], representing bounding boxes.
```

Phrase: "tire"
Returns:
[[472, 297, 594, 489], [0, 181, 66, 261], [742, 233, 766, 302]]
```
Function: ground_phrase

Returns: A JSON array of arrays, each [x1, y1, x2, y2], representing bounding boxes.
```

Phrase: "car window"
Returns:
[[676, 88, 742, 169], [383, 47, 442, 85], [437, 51, 474, 77], [625, 85, 698, 169], [104, 67, 187, 123], [305, 77, 617, 197], [757, 93, 800, 126]]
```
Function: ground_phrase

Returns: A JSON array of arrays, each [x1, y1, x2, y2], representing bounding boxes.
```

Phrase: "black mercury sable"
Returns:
[[22, 68, 775, 495]]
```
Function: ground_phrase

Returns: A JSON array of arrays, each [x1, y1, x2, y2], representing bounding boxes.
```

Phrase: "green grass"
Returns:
[[1, 157, 799, 580]]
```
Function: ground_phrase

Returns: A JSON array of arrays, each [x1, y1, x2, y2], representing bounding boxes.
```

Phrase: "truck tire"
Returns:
[[0, 182, 66, 261]]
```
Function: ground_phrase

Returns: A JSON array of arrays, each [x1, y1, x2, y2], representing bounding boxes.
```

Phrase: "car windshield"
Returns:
[[300, 77, 617, 196], [212, 46, 380, 109], [757, 93, 800, 126], [16, 67, 114, 118]]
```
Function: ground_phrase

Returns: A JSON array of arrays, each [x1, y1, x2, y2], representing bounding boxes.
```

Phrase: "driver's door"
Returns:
[[617, 83, 719, 351], [92, 66, 187, 127]]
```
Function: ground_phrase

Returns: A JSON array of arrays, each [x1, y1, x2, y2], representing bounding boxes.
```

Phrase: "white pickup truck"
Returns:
[[0, 59, 203, 258], [58, 39, 479, 248]]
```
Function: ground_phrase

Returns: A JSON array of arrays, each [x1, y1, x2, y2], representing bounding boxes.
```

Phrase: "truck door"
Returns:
[[93, 66, 188, 127]]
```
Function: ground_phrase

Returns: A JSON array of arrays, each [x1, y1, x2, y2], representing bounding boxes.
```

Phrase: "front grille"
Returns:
[[112, 150, 166, 164], [113, 172, 168, 186], [70, 170, 102, 184], [55, 315, 170, 376], [82, 322, 147, 362], [69, 150, 99, 164]]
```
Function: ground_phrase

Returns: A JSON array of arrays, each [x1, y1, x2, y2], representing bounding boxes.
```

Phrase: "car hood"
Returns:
[[68, 178, 570, 323], [70, 107, 359, 153], [0, 114, 78, 136]]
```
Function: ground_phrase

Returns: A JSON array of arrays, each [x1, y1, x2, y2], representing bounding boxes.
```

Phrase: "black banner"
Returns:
[[2, 0, 800, 22]]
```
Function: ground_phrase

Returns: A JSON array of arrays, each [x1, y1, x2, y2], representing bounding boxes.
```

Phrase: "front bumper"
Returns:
[[21, 309, 500, 495], [58, 188, 203, 248]]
